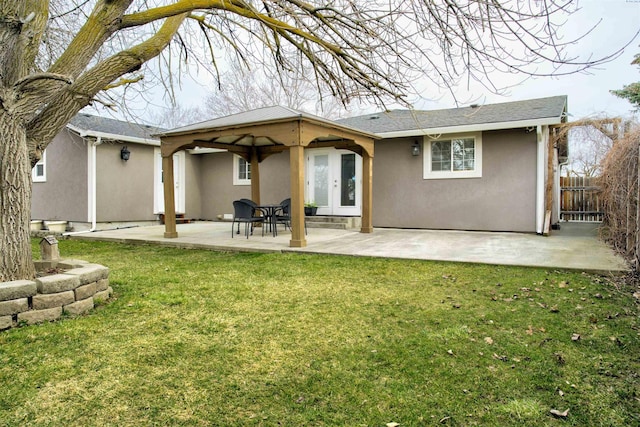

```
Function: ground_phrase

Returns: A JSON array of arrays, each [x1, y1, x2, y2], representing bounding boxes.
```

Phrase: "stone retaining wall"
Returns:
[[0, 259, 112, 330]]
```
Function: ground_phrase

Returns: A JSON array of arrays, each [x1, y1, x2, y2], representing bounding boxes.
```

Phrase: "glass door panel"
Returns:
[[340, 153, 356, 207], [313, 154, 329, 207]]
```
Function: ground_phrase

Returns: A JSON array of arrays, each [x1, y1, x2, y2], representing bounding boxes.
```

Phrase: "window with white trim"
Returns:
[[423, 133, 482, 179], [233, 155, 251, 186], [32, 150, 46, 182]]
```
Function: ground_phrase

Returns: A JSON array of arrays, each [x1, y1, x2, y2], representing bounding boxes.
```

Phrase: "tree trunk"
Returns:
[[0, 110, 35, 281]]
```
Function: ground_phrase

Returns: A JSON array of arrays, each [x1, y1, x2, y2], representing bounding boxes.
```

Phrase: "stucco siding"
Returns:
[[96, 143, 155, 222], [260, 152, 291, 204], [372, 129, 537, 232], [199, 151, 290, 219], [184, 153, 202, 219], [31, 131, 88, 222]]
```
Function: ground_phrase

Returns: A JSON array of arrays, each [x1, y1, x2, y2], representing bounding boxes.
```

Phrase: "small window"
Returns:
[[233, 155, 251, 186], [32, 150, 46, 182], [423, 133, 482, 179]]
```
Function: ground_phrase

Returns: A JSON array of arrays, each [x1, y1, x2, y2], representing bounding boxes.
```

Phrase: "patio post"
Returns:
[[289, 144, 307, 247], [250, 147, 261, 204], [163, 154, 178, 238], [361, 151, 373, 233]]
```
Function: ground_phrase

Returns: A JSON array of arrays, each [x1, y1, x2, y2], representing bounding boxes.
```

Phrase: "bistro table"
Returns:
[[257, 204, 282, 237]]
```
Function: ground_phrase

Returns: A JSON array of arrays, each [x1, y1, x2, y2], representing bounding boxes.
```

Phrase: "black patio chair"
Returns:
[[232, 200, 264, 238], [237, 198, 262, 234], [274, 198, 291, 234], [274, 198, 307, 235]]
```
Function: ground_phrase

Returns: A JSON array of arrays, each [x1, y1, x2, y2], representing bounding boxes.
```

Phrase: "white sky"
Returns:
[[108, 0, 640, 123], [412, 0, 640, 120]]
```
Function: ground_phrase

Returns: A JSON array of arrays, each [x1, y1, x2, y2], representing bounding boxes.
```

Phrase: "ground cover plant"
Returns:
[[0, 240, 638, 426]]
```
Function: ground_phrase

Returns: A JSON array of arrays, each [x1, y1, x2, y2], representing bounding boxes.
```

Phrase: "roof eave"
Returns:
[[67, 124, 160, 146], [377, 116, 564, 138], [157, 116, 380, 141]]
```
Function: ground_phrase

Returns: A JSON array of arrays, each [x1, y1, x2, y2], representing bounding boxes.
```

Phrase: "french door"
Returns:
[[154, 148, 185, 214], [306, 149, 362, 216]]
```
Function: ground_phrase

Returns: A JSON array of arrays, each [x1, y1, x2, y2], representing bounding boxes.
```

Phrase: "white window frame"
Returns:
[[233, 155, 251, 186], [423, 132, 482, 179], [32, 150, 46, 182]]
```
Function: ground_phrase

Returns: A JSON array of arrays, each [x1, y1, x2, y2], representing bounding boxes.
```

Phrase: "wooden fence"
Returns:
[[560, 176, 603, 222]]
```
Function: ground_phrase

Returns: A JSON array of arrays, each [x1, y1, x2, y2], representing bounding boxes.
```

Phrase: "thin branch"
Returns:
[[103, 75, 144, 90]]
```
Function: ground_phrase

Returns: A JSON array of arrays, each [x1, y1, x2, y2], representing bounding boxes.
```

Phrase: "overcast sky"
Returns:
[[107, 0, 640, 124], [410, 0, 640, 120]]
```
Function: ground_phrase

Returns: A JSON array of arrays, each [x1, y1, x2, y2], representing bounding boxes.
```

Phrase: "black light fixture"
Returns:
[[120, 146, 130, 161], [411, 140, 421, 156]]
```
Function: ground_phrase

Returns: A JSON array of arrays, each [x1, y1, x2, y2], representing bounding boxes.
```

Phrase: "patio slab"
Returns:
[[69, 222, 628, 272]]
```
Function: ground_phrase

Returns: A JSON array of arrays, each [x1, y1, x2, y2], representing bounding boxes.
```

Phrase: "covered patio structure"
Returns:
[[156, 107, 378, 247]]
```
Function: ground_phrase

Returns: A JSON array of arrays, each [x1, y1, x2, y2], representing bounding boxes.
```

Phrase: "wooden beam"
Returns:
[[250, 146, 261, 204], [289, 145, 307, 247], [361, 150, 374, 233], [306, 140, 362, 155], [163, 155, 178, 238], [543, 210, 551, 236]]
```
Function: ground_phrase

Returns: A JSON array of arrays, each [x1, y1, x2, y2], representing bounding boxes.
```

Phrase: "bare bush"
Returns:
[[600, 125, 640, 268]]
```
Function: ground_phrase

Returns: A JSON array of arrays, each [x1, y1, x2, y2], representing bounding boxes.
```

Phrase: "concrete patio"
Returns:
[[68, 221, 628, 272]]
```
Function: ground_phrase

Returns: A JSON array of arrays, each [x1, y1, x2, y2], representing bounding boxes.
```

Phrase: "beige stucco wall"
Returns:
[[199, 151, 290, 219], [96, 142, 156, 222], [195, 131, 537, 232], [184, 152, 203, 219], [373, 129, 537, 232], [31, 131, 88, 222]]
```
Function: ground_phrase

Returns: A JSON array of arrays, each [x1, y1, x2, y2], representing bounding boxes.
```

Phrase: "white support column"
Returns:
[[87, 136, 102, 231], [535, 125, 547, 234]]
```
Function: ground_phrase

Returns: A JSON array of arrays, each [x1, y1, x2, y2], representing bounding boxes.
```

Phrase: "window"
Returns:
[[32, 150, 46, 182], [233, 155, 251, 185], [423, 133, 482, 179]]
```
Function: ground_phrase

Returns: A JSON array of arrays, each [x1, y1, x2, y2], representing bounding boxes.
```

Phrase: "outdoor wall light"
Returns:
[[120, 146, 130, 161], [411, 140, 421, 156]]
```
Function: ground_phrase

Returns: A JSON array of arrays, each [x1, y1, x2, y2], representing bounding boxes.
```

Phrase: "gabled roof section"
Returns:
[[68, 113, 165, 145], [338, 95, 568, 137], [157, 105, 376, 139]]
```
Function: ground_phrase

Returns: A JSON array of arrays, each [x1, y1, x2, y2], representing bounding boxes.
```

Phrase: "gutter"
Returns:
[[377, 117, 561, 139], [66, 123, 160, 146]]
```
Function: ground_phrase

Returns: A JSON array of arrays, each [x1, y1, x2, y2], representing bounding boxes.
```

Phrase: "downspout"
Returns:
[[89, 136, 101, 231], [535, 125, 546, 234]]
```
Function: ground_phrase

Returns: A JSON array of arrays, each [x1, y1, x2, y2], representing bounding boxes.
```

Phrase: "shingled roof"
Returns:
[[338, 95, 568, 136], [68, 113, 165, 144], [158, 105, 376, 139]]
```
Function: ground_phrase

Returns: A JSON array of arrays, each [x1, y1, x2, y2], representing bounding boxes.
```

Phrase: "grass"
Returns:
[[0, 239, 638, 426]]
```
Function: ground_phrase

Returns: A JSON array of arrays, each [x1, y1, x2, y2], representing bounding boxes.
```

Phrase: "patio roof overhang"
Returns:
[[156, 106, 379, 248]]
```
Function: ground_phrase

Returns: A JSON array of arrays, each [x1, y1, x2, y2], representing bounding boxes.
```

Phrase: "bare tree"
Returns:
[[147, 103, 207, 129], [554, 118, 631, 177], [0, 0, 630, 281], [204, 62, 357, 120], [566, 123, 616, 177]]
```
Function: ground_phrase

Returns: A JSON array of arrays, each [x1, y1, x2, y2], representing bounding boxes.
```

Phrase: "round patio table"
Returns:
[[257, 204, 282, 237]]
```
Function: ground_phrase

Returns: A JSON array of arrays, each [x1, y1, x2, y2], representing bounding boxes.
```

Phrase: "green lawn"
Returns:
[[0, 239, 638, 426]]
